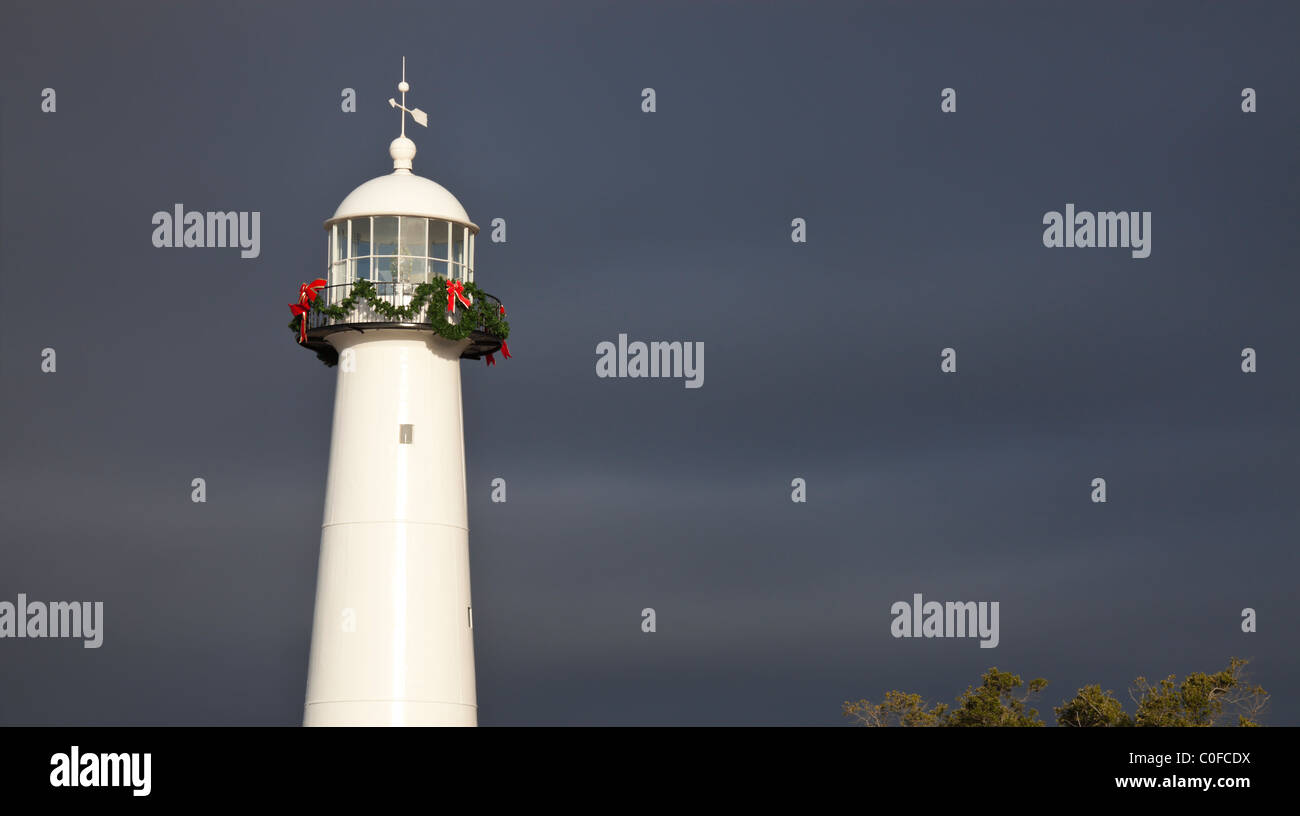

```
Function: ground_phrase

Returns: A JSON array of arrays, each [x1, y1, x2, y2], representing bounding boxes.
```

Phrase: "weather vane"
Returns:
[[389, 56, 428, 136]]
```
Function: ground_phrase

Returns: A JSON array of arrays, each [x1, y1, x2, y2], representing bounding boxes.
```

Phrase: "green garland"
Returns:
[[288, 278, 509, 343]]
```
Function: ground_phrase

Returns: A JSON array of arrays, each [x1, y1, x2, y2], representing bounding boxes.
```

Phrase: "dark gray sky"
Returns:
[[1, 1, 1297, 725]]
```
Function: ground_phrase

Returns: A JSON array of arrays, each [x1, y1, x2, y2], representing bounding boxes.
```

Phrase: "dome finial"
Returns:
[[387, 57, 428, 173]]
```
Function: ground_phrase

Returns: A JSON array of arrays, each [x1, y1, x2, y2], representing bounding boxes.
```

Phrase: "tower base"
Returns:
[[304, 700, 477, 727]]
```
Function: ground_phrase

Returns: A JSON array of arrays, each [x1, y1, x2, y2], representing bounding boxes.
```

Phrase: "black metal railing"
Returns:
[[305, 281, 503, 334]]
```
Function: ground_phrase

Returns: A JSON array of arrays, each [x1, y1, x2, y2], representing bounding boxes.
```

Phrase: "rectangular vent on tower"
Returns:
[[399, 424, 413, 444]]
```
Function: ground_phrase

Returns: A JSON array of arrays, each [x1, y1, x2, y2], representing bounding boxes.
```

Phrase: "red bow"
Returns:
[[485, 342, 510, 367], [289, 278, 328, 343], [446, 279, 472, 313]]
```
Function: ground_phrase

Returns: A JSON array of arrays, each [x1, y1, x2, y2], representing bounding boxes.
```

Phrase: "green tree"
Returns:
[[1129, 657, 1268, 727], [944, 668, 1048, 727], [842, 691, 947, 727], [845, 658, 1268, 727], [1054, 685, 1132, 727], [843, 668, 1046, 727]]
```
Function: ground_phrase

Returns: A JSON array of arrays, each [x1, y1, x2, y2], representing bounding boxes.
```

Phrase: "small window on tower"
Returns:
[[398, 424, 413, 444]]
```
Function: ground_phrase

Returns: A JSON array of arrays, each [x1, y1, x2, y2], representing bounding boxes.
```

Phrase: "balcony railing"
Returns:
[[298, 280, 507, 366], [305, 281, 503, 333]]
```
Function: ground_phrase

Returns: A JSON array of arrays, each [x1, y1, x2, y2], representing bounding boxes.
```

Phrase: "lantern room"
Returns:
[[323, 139, 478, 293], [292, 133, 506, 366]]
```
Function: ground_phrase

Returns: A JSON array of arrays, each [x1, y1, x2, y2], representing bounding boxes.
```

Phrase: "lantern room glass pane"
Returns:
[[350, 218, 371, 280], [374, 256, 395, 285], [372, 217, 397, 286], [399, 217, 426, 258], [373, 216, 398, 257], [331, 223, 348, 287], [428, 220, 451, 279], [451, 227, 466, 281], [428, 219, 450, 259], [398, 256, 427, 284], [333, 223, 347, 262]]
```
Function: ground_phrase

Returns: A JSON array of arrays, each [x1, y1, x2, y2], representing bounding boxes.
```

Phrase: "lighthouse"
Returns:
[[290, 61, 508, 727]]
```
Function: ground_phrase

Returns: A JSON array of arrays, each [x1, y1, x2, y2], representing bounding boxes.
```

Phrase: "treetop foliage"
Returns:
[[844, 658, 1268, 727]]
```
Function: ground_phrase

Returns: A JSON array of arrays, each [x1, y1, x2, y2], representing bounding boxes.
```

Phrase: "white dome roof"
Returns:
[[331, 172, 474, 228]]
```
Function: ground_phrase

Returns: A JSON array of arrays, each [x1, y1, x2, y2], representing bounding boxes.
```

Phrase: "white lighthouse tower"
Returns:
[[292, 61, 508, 727]]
